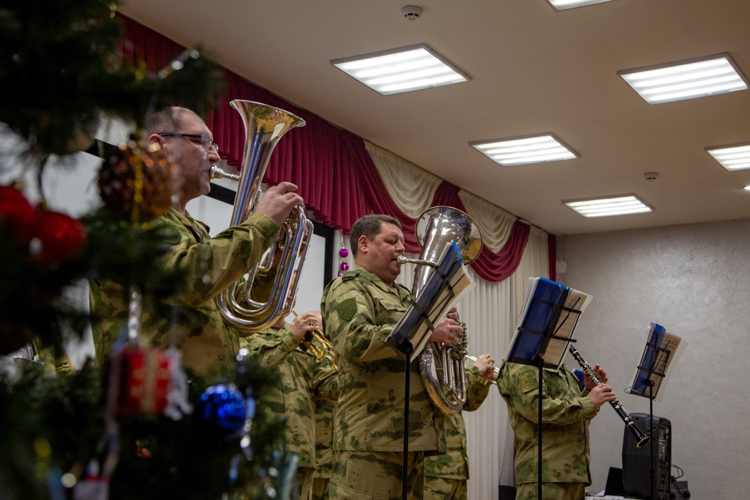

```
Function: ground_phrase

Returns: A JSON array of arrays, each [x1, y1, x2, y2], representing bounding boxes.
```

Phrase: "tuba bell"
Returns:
[[215, 100, 314, 333], [400, 206, 483, 415]]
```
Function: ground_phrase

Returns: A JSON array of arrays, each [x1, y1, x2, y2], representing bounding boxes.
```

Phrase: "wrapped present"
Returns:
[[111, 345, 171, 416]]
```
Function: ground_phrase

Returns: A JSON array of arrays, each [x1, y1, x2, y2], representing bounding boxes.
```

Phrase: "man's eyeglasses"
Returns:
[[158, 133, 219, 153]]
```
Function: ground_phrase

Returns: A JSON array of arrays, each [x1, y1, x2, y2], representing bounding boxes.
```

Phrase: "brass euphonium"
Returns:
[[399, 206, 483, 415], [215, 100, 314, 333]]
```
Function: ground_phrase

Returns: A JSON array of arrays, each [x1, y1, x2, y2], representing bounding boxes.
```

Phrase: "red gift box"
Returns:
[[114, 346, 171, 416]]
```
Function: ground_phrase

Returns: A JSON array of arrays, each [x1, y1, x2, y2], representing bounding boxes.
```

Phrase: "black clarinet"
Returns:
[[568, 345, 650, 448]]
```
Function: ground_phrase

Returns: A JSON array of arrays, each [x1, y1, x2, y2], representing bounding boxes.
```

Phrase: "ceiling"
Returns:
[[120, 0, 750, 235]]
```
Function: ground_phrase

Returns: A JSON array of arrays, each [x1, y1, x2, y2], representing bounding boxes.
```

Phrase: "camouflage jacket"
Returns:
[[497, 362, 597, 485], [240, 323, 339, 469], [320, 265, 445, 453], [313, 355, 337, 479], [90, 207, 279, 383], [424, 365, 492, 479]]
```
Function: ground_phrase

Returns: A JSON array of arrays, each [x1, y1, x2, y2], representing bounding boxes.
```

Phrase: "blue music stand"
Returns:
[[505, 278, 586, 500], [627, 323, 675, 500]]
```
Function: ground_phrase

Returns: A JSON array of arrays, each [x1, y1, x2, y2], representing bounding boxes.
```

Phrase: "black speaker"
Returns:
[[622, 413, 671, 500]]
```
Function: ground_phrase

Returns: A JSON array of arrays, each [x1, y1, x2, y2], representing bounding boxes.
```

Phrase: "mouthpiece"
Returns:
[[210, 165, 240, 181], [397, 256, 438, 267]]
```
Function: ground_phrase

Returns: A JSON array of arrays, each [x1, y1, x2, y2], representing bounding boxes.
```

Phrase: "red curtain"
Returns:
[[119, 15, 533, 282], [429, 182, 531, 282], [548, 234, 556, 282]]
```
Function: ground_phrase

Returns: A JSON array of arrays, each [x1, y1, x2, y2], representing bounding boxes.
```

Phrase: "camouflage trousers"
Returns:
[[423, 476, 467, 500], [515, 482, 585, 500], [311, 477, 330, 500], [297, 466, 314, 500], [328, 450, 426, 500]]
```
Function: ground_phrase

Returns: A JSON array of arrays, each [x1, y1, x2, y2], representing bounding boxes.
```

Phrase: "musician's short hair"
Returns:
[[144, 106, 200, 136], [350, 214, 402, 258]]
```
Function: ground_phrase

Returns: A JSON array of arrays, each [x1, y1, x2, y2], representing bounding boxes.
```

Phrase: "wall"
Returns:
[[559, 219, 750, 499]]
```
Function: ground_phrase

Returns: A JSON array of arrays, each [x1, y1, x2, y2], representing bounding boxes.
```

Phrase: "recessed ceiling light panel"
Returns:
[[470, 134, 578, 166], [706, 142, 750, 171], [619, 53, 748, 104], [331, 44, 469, 95], [564, 195, 652, 218], [547, 0, 615, 11]]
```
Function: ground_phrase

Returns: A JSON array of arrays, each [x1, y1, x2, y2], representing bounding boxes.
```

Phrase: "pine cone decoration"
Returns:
[[98, 137, 178, 223]]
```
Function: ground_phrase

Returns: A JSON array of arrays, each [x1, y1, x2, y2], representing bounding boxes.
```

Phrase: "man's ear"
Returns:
[[357, 234, 369, 255], [147, 134, 166, 152]]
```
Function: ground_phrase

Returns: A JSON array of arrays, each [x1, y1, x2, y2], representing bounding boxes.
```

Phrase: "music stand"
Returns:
[[626, 323, 684, 500], [504, 278, 591, 500], [385, 242, 473, 500]]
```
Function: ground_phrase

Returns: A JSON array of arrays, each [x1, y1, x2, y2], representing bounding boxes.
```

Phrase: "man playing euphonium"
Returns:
[[320, 214, 463, 500]]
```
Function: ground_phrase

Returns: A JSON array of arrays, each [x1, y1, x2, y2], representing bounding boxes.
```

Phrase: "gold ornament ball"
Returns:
[[98, 138, 178, 223]]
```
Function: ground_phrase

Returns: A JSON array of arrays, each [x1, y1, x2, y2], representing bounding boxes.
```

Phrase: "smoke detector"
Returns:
[[402, 5, 423, 20], [644, 172, 659, 181]]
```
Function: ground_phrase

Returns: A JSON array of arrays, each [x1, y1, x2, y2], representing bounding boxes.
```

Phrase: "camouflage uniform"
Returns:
[[312, 370, 335, 500], [240, 323, 339, 500], [497, 362, 598, 500], [423, 366, 492, 500], [90, 207, 279, 382], [320, 265, 446, 500]]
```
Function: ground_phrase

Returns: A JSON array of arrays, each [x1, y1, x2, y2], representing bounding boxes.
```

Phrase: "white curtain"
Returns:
[[458, 190, 516, 253], [363, 141, 519, 255], [365, 141, 441, 218], [512, 225, 550, 322]]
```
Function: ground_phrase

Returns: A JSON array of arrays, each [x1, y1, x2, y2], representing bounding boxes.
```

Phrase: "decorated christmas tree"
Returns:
[[0, 2, 296, 498]]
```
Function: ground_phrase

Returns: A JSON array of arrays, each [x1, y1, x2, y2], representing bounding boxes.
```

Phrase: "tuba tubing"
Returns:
[[215, 100, 313, 333]]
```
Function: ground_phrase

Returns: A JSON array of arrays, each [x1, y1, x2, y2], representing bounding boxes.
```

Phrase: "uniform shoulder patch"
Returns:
[[341, 269, 360, 281], [159, 226, 183, 246], [518, 370, 538, 394], [337, 297, 357, 322]]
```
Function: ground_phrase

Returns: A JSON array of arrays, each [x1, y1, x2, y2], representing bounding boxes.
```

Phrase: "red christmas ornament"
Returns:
[[112, 345, 171, 416], [32, 210, 86, 264], [0, 185, 38, 246]]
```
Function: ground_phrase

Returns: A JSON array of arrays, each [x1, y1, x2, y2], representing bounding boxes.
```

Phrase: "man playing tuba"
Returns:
[[320, 214, 462, 500], [90, 106, 303, 382]]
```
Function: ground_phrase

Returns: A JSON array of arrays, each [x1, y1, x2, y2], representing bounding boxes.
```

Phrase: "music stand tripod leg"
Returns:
[[648, 380, 655, 500], [535, 355, 544, 500], [402, 342, 413, 500]]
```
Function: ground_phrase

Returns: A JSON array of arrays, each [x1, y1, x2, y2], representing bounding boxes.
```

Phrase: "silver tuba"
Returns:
[[400, 206, 482, 415], [215, 100, 314, 333]]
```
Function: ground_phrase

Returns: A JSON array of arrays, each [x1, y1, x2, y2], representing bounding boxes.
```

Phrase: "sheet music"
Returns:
[[410, 266, 473, 357], [626, 322, 685, 400], [505, 277, 592, 369], [543, 286, 593, 367], [386, 242, 474, 357]]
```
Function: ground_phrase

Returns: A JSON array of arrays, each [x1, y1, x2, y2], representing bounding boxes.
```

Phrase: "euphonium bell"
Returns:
[[215, 100, 314, 333]]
